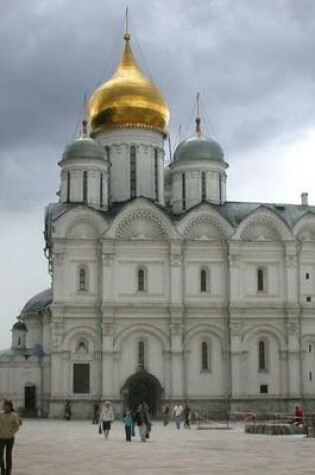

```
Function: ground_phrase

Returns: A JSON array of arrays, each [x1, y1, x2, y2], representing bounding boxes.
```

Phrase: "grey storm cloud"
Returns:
[[0, 0, 315, 211]]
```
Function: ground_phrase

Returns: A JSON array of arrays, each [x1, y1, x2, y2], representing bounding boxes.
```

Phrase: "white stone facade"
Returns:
[[1, 46, 315, 418]]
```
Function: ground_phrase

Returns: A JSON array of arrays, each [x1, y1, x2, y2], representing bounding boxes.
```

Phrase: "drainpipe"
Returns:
[[224, 242, 232, 422], [97, 240, 103, 401], [297, 241, 304, 408]]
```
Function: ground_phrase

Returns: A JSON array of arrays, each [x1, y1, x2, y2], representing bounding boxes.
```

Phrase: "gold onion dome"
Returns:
[[88, 33, 169, 134]]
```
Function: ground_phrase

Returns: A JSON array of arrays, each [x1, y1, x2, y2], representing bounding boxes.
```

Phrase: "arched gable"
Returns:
[[242, 324, 286, 349], [234, 207, 293, 242], [184, 324, 225, 348], [114, 323, 170, 352], [293, 212, 315, 240], [63, 325, 98, 350], [177, 204, 234, 241], [105, 198, 178, 241], [52, 206, 108, 239]]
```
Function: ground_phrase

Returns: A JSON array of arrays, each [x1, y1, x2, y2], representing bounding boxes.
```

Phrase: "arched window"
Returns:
[[201, 172, 206, 201], [138, 340, 145, 368], [182, 173, 186, 210], [257, 267, 266, 292], [137, 267, 147, 292], [200, 268, 209, 292], [82, 171, 88, 202], [258, 339, 268, 371], [130, 146, 137, 198], [154, 149, 159, 201], [201, 340, 211, 371], [78, 266, 88, 292], [67, 172, 71, 202]]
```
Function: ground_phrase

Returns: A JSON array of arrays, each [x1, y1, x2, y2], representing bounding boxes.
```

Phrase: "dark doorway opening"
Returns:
[[121, 370, 163, 417], [24, 384, 36, 411]]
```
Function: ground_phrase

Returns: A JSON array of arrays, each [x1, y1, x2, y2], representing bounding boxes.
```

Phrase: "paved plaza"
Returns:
[[11, 419, 315, 475]]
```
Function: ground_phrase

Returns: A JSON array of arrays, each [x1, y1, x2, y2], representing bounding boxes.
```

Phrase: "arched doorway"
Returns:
[[121, 370, 164, 417]]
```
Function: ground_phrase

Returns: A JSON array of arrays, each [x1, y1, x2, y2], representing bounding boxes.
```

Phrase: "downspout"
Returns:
[[97, 239, 103, 400], [224, 241, 232, 422], [297, 241, 304, 408]]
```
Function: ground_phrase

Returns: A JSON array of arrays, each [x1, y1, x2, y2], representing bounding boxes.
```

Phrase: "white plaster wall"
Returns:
[[244, 334, 282, 395], [170, 160, 227, 213], [119, 333, 165, 388], [185, 334, 226, 397], [95, 128, 165, 204]]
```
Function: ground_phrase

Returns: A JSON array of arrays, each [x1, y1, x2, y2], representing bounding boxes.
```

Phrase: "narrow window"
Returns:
[[83, 171, 88, 202], [138, 341, 145, 368], [105, 147, 111, 205], [182, 173, 186, 210], [260, 384, 268, 394], [79, 268, 87, 291], [67, 172, 71, 202], [306, 273, 310, 280], [137, 268, 146, 292], [309, 371, 313, 382], [308, 344, 312, 353], [219, 173, 222, 204], [130, 146, 137, 198], [154, 149, 159, 201], [100, 173, 103, 207], [201, 341, 209, 371], [18, 337, 21, 346], [306, 296, 312, 302], [201, 172, 206, 201], [258, 340, 266, 371], [73, 363, 90, 394], [200, 269, 208, 292], [257, 268, 265, 292]]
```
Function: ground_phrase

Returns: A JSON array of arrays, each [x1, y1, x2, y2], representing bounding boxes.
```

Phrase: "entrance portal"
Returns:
[[121, 370, 163, 417], [24, 384, 36, 411]]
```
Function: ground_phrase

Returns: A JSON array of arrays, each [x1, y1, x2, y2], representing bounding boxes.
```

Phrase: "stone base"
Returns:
[[245, 423, 305, 435]]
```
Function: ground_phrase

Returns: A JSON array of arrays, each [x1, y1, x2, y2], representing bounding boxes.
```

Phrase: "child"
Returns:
[[122, 408, 134, 442]]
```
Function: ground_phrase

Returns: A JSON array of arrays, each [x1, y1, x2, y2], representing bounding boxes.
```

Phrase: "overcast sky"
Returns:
[[1, 0, 315, 347]]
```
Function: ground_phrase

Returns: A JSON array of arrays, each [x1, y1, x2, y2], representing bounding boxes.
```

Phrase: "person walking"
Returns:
[[173, 404, 183, 429], [183, 404, 191, 429], [92, 399, 100, 425], [134, 404, 148, 442], [100, 401, 114, 439], [163, 404, 170, 426], [64, 399, 72, 421], [121, 408, 134, 442], [0, 400, 20, 475], [142, 403, 152, 439]]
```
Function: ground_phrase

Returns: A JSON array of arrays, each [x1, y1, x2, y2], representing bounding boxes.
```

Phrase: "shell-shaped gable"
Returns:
[[234, 207, 293, 242]]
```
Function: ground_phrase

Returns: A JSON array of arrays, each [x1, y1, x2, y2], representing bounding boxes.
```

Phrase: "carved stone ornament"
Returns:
[[287, 321, 300, 335], [170, 323, 182, 335], [170, 253, 183, 267], [102, 253, 114, 267], [101, 322, 113, 335], [115, 210, 169, 240], [230, 320, 242, 336]]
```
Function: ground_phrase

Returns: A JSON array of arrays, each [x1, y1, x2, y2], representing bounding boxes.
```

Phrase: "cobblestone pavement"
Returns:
[[11, 420, 315, 475]]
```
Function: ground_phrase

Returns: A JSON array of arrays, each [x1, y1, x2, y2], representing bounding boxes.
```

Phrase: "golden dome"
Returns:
[[88, 33, 170, 135]]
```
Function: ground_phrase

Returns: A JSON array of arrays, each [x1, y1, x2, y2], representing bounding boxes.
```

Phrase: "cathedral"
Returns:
[[1, 28, 315, 419]]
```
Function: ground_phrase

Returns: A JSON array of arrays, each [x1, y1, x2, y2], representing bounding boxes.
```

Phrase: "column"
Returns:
[[229, 318, 243, 397], [101, 318, 114, 399]]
